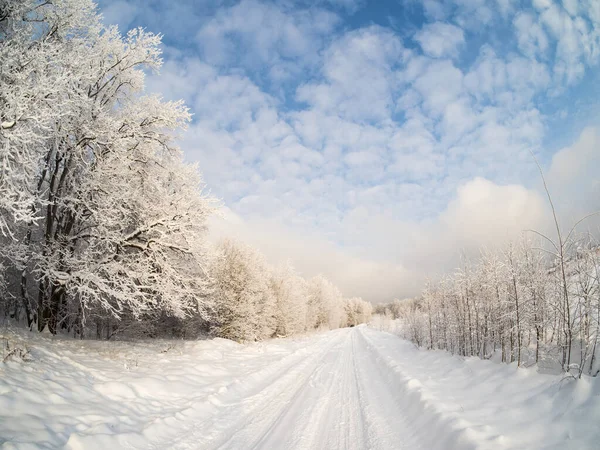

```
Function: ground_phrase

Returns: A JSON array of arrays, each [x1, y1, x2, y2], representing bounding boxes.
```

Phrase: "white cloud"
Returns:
[[546, 127, 600, 222], [532, 0, 553, 11], [99, 0, 137, 29], [450, 0, 495, 30], [414, 22, 465, 58], [422, 0, 450, 21], [296, 26, 406, 123], [441, 99, 479, 141], [439, 177, 546, 248], [344, 151, 381, 167], [514, 12, 550, 59], [495, 0, 519, 17], [512, 1, 600, 88], [413, 59, 464, 115], [196, 0, 339, 81]]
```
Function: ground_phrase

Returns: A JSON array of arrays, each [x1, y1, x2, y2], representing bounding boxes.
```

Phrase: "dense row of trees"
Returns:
[[378, 236, 600, 377], [0, 0, 371, 341], [210, 239, 372, 341]]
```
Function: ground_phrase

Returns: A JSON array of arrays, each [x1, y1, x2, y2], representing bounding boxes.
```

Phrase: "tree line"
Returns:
[[376, 236, 600, 377], [0, 0, 371, 341]]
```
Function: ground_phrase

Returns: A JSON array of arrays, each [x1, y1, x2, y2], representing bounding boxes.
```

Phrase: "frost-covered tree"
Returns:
[[1, 0, 215, 334], [271, 263, 308, 336], [306, 275, 345, 330], [344, 297, 372, 327], [210, 239, 275, 341]]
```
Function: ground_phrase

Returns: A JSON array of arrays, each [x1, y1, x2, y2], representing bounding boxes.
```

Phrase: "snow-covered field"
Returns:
[[1, 326, 599, 449]]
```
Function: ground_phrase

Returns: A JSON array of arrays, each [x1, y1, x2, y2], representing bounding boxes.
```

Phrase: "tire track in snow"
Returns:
[[312, 329, 369, 449], [154, 327, 432, 449], [356, 326, 478, 450], [243, 334, 348, 449], [222, 327, 370, 450], [208, 327, 419, 450], [158, 329, 348, 449], [352, 327, 423, 449]]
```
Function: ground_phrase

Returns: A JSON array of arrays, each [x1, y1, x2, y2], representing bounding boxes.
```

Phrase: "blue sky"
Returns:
[[97, 0, 600, 301]]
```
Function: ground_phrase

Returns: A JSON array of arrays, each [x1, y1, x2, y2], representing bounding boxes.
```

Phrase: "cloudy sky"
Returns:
[[97, 0, 600, 302]]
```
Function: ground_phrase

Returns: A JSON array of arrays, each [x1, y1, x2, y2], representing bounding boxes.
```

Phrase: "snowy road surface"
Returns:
[[1, 326, 599, 449], [167, 326, 421, 450]]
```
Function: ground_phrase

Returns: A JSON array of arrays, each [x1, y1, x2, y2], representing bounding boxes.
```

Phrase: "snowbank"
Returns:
[[359, 326, 600, 449], [0, 327, 330, 448]]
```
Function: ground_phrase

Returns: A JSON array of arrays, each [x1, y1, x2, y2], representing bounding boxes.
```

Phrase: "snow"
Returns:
[[1, 326, 599, 449]]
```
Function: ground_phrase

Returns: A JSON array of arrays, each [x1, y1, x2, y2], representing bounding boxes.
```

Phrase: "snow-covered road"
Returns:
[[175, 327, 421, 450], [1, 326, 599, 449]]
